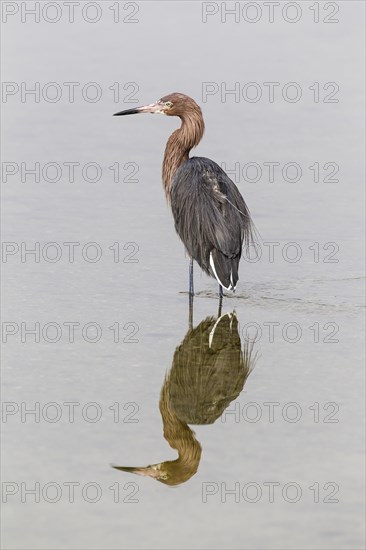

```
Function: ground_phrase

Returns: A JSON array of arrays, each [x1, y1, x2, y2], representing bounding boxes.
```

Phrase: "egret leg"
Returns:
[[217, 292, 223, 318], [219, 285, 223, 298], [188, 292, 193, 330], [189, 258, 194, 296]]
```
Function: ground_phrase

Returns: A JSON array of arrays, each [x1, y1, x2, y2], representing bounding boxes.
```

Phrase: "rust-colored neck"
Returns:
[[162, 109, 205, 201]]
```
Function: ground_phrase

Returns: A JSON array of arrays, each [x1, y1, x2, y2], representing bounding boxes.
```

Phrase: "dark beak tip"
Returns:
[[113, 108, 140, 117]]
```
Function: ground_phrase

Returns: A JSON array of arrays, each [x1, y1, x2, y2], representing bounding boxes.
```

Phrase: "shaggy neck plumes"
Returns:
[[162, 108, 205, 200]]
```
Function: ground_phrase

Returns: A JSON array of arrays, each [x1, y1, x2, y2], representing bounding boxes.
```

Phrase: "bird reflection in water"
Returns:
[[112, 308, 257, 486]]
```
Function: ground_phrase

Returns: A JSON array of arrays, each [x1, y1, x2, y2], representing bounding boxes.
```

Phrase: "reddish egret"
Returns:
[[114, 93, 255, 296]]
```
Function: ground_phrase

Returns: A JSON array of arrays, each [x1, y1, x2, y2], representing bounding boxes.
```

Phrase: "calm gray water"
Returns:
[[2, 1, 365, 549]]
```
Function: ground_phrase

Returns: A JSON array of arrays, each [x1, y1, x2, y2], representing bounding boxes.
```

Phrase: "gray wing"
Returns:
[[170, 156, 255, 289]]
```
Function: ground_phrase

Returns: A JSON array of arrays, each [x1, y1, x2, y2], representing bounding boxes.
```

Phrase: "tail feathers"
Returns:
[[209, 249, 239, 291]]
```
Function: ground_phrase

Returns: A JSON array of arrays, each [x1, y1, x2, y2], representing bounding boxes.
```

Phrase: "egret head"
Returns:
[[113, 92, 201, 119]]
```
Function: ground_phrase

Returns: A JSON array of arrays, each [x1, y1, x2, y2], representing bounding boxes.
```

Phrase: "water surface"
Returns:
[[2, 2, 365, 549]]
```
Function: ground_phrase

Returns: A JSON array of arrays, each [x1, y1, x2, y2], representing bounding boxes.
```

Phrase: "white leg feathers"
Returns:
[[209, 252, 236, 291]]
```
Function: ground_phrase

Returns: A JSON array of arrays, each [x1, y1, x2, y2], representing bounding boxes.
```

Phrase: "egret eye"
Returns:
[[165, 101, 173, 108]]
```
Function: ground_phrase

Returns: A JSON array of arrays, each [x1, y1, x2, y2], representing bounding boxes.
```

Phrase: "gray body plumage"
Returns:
[[170, 156, 254, 290]]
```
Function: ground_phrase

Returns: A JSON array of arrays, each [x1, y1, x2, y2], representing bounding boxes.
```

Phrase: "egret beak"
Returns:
[[113, 101, 163, 116], [112, 464, 161, 479]]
